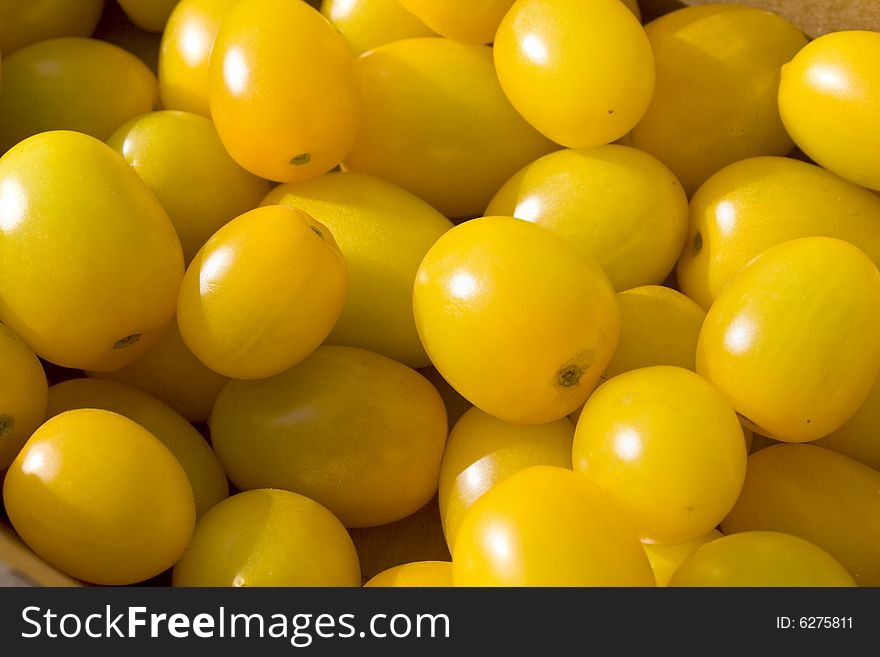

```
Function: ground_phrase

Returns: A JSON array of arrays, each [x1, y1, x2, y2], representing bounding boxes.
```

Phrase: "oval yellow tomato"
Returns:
[[643, 529, 722, 587], [493, 0, 654, 148], [209, 0, 359, 182], [364, 561, 453, 587], [177, 204, 347, 380], [344, 37, 555, 219], [397, 0, 513, 45], [485, 145, 688, 291], [778, 30, 880, 191], [669, 531, 856, 587], [0, 130, 184, 371], [413, 216, 619, 424], [721, 443, 880, 586], [158, 0, 240, 116], [0, 37, 158, 154], [86, 319, 228, 424], [0, 323, 48, 469], [631, 4, 807, 195], [117, 0, 179, 33], [696, 237, 880, 443], [173, 489, 361, 587], [453, 465, 655, 586], [573, 366, 746, 544], [321, 0, 436, 55], [261, 171, 453, 368], [439, 406, 574, 551], [108, 110, 270, 264], [677, 156, 880, 309], [210, 345, 447, 528], [3, 408, 195, 585], [0, 0, 104, 54], [46, 378, 228, 518]]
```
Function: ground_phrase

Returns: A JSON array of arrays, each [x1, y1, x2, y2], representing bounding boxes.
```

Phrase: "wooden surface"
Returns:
[[641, 0, 880, 37]]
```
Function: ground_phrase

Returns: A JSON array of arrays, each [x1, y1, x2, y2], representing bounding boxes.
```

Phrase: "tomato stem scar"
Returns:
[[0, 415, 14, 438], [558, 365, 583, 387], [693, 231, 703, 255], [290, 153, 311, 165], [114, 334, 141, 349]]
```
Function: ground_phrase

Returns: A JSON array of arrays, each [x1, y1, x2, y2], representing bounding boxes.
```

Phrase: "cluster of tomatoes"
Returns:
[[1, 0, 880, 588]]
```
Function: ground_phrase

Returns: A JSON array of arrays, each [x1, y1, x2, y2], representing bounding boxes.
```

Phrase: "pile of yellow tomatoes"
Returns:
[[1, 0, 880, 588]]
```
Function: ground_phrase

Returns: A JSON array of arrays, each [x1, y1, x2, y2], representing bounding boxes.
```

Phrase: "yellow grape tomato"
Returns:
[[678, 156, 880, 310], [413, 216, 619, 424], [344, 37, 555, 219], [0, 130, 184, 372], [696, 237, 880, 443], [668, 531, 856, 587], [0, 323, 48, 469], [261, 171, 453, 368], [453, 466, 655, 586], [3, 409, 195, 585], [721, 443, 880, 587], [0, 37, 158, 154], [46, 378, 228, 518], [493, 0, 654, 148], [208, 0, 359, 182], [209, 345, 448, 528], [779, 30, 880, 191], [439, 406, 574, 551], [158, 0, 240, 116], [631, 4, 807, 195], [172, 489, 361, 587], [176, 204, 347, 380], [485, 145, 688, 291], [108, 110, 271, 264], [573, 366, 746, 545]]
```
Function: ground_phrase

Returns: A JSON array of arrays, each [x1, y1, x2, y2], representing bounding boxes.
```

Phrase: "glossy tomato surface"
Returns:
[[3, 409, 195, 585], [413, 216, 619, 424], [0, 130, 183, 371], [209, 0, 359, 182], [697, 237, 880, 442]]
